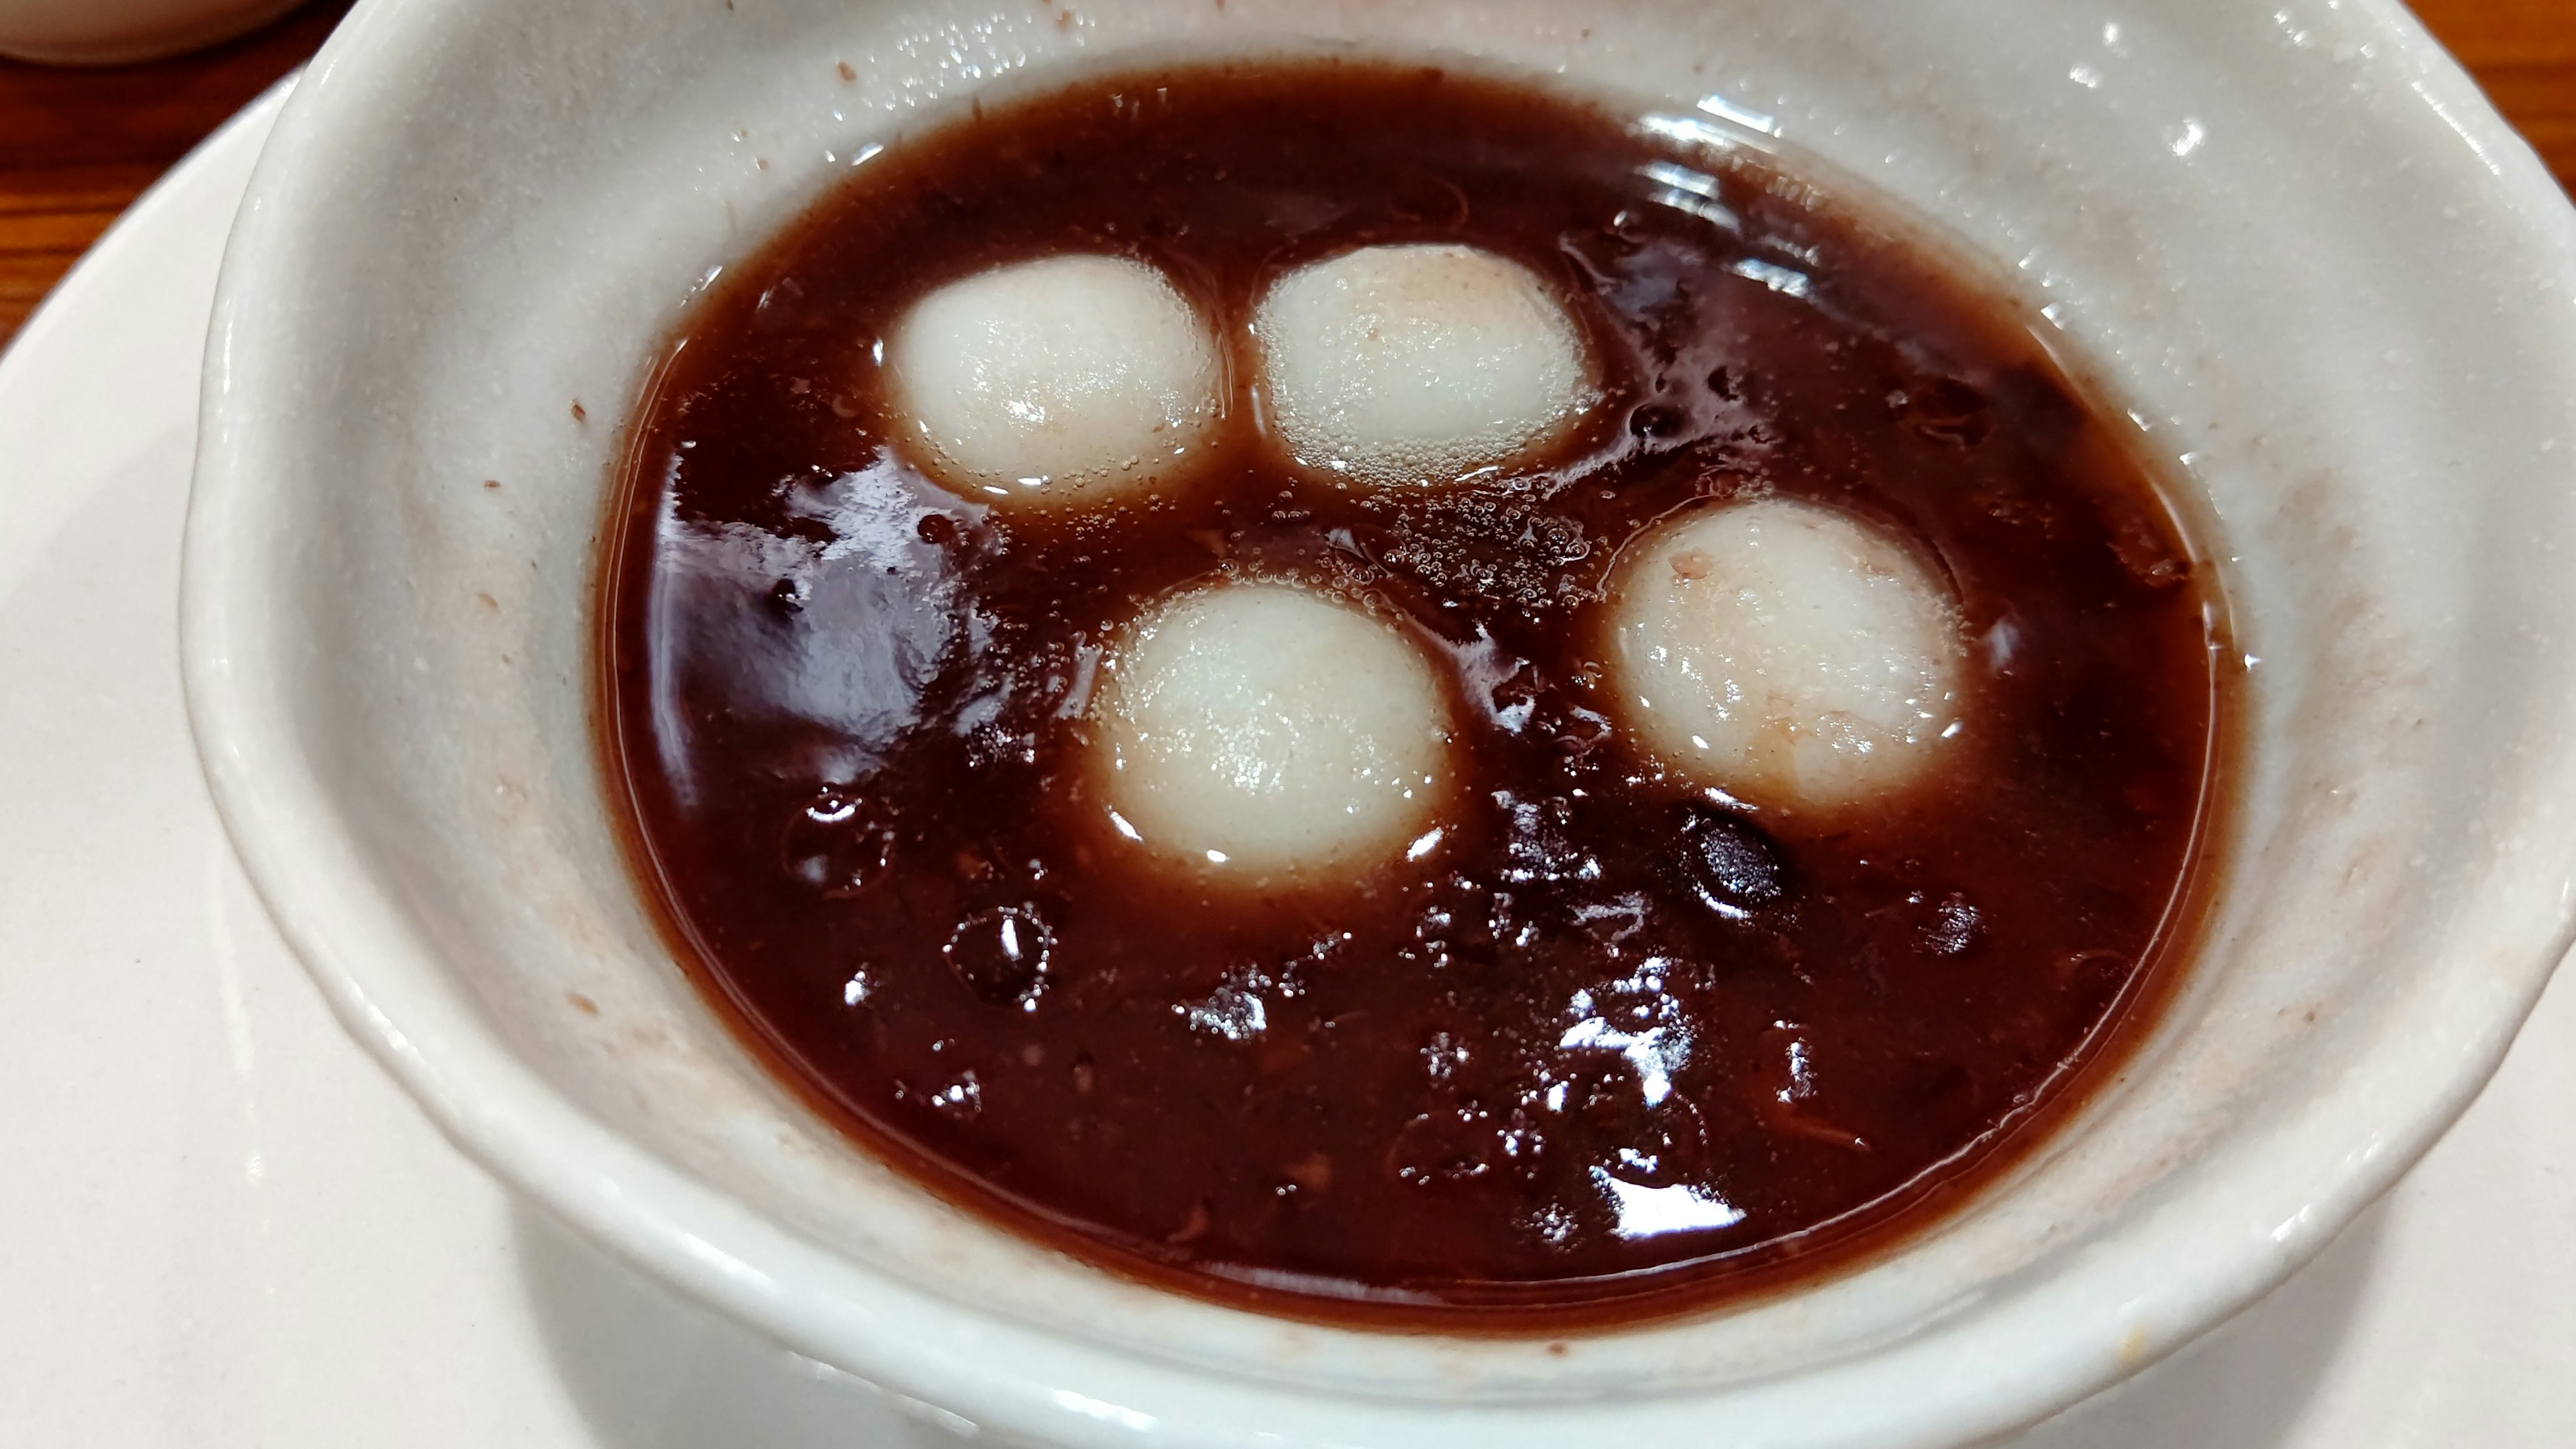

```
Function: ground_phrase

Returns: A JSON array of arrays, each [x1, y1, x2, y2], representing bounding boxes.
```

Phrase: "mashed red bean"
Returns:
[[598, 60, 2230, 1327]]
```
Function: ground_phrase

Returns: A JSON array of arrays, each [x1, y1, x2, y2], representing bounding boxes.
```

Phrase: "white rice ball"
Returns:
[[1603, 497, 1966, 813], [885, 254, 1220, 508], [1091, 581, 1454, 879], [1253, 243, 1593, 486]]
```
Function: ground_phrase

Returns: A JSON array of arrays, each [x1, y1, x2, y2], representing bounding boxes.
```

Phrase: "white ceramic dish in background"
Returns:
[[13, 81, 2575, 1449], [180, 1, 2576, 1446], [0, 0, 306, 63]]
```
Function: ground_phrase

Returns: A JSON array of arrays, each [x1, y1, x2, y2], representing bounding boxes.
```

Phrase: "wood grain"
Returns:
[[2413, 0, 2576, 187], [0, 1, 351, 344], [0, 0, 2568, 348]]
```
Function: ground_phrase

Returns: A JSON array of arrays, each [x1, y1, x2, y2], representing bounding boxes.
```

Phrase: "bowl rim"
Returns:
[[180, 1, 2576, 1444]]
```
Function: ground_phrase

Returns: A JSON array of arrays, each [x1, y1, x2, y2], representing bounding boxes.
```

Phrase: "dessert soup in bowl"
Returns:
[[182, 0, 2576, 1444]]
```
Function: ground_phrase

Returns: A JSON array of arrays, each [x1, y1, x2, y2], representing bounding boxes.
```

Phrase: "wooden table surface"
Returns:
[[0, 0, 2569, 347]]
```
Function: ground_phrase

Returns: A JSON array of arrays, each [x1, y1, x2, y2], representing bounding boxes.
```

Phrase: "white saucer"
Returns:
[[1, 83, 2568, 1449]]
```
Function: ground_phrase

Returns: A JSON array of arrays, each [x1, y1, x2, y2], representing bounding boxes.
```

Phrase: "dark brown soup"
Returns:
[[600, 60, 2228, 1328]]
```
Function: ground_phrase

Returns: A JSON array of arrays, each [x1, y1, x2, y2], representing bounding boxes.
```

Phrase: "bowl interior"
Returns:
[[186, 0, 2576, 1444]]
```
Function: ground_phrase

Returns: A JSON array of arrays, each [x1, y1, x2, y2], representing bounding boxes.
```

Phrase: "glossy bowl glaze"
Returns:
[[182, 1, 2576, 1444]]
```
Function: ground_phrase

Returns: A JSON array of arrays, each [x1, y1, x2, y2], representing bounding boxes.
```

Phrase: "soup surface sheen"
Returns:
[[602, 61, 2227, 1327]]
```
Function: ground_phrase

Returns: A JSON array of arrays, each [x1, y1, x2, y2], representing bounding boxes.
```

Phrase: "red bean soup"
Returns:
[[598, 60, 2232, 1328]]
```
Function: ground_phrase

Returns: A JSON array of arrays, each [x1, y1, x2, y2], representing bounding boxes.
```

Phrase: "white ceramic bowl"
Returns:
[[182, 1, 2576, 1444]]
